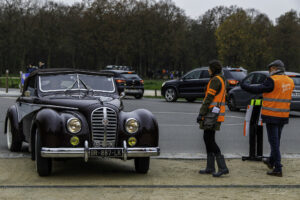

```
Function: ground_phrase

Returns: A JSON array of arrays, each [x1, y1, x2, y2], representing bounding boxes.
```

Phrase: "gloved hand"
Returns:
[[197, 114, 204, 123]]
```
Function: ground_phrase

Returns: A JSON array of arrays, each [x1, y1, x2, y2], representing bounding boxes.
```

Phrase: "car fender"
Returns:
[[5, 105, 24, 141], [162, 84, 178, 96], [32, 108, 90, 148], [118, 109, 159, 147]]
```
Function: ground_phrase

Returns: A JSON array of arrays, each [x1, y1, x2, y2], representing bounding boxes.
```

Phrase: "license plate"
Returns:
[[90, 149, 123, 157]]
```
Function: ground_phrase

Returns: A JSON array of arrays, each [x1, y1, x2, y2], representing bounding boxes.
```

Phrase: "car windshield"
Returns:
[[291, 77, 300, 86], [39, 74, 115, 92], [121, 73, 140, 79]]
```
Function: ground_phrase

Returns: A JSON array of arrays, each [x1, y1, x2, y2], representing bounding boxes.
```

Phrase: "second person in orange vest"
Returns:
[[241, 60, 294, 177], [197, 60, 229, 177]]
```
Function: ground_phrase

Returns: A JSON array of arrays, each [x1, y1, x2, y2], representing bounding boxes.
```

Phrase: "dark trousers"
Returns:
[[203, 130, 221, 155], [266, 123, 284, 171]]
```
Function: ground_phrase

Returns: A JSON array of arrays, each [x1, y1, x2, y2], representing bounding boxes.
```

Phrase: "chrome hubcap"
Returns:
[[6, 119, 12, 149], [165, 88, 175, 101]]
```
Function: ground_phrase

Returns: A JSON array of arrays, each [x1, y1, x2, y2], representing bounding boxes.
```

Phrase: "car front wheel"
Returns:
[[35, 129, 52, 176], [164, 87, 177, 102], [134, 157, 150, 174], [227, 95, 239, 111], [6, 118, 22, 152], [135, 94, 143, 99]]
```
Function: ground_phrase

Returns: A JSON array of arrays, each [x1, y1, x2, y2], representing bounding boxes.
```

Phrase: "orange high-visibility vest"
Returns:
[[262, 75, 294, 118], [204, 75, 226, 122]]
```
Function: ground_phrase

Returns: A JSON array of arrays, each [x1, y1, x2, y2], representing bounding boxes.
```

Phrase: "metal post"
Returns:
[[155, 89, 157, 97], [20, 71, 23, 93], [242, 99, 264, 161], [5, 69, 9, 93]]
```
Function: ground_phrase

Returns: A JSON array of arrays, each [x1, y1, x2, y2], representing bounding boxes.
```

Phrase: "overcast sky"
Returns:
[[56, 0, 299, 23]]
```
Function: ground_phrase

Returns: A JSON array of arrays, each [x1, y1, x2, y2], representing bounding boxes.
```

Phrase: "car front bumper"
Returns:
[[41, 140, 160, 162]]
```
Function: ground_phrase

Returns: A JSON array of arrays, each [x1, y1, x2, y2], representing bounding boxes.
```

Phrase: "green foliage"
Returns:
[[0, 1, 299, 76], [270, 11, 300, 72], [0, 77, 20, 88], [144, 79, 165, 90]]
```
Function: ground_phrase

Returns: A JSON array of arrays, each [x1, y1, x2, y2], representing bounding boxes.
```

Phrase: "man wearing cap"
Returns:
[[241, 60, 294, 177]]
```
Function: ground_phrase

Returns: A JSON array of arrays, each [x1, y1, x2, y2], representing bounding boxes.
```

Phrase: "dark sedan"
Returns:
[[101, 70, 144, 99], [227, 71, 300, 111], [4, 68, 159, 176], [161, 67, 247, 102]]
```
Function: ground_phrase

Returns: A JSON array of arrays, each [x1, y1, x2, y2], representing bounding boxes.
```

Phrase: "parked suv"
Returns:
[[227, 71, 300, 111], [161, 67, 247, 102], [101, 70, 144, 99]]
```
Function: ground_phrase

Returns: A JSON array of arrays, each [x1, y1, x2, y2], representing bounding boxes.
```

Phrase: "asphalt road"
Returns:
[[1, 97, 300, 158]]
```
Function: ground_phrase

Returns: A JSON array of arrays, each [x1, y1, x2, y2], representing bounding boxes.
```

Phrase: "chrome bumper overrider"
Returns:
[[41, 141, 160, 162]]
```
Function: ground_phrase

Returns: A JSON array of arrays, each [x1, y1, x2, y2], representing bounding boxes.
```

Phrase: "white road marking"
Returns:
[[159, 123, 243, 127], [0, 97, 17, 99], [153, 112, 244, 119]]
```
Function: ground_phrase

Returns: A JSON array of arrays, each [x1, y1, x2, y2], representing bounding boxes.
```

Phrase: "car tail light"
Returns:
[[116, 79, 125, 84], [140, 80, 144, 84], [228, 80, 239, 85]]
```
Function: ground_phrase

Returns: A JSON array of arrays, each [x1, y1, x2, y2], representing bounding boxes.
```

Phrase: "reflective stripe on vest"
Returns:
[[204, 75, 226, 122], [262, 75, 294, 118]]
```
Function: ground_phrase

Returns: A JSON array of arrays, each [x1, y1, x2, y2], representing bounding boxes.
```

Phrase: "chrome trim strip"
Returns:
[[103, 107, 107, 147], [263, 98, 291, 103], [20, 102, 78, 110], [41, 140, 160, 159], [123, 140, 127, 161], [39, 74, 116, 93]]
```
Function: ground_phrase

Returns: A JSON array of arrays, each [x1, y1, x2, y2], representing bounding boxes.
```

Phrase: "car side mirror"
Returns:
[[120, 92, 125, 99], [24, 90, 31, 97]]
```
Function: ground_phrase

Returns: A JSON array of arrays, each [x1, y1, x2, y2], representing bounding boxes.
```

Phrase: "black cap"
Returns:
[[267, 60, 285, 69]]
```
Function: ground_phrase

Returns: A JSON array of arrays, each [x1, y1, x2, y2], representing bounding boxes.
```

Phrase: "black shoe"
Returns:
[[263, 158, 273, 169], [199, 153, 215, 174], [267, 169, 282, 177], [212, 154, 229, 177], [199, 169, 215, 174]]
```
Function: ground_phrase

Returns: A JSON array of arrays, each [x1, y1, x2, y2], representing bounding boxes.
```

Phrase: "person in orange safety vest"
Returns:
[[241, 60, 294, 177], [197, 60, 229, 177]]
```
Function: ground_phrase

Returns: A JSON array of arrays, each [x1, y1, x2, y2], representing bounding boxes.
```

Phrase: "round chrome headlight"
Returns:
[[125, 118, 139, 134], [67, 118, 82, 134]]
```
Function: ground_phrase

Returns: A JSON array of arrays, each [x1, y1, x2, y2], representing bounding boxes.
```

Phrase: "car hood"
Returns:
[[35, 95, 121, 112], [164, 79, 179, 85]]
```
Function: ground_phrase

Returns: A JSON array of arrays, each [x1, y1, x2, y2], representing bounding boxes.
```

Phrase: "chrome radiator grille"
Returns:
[[91, 107, 117, 147]]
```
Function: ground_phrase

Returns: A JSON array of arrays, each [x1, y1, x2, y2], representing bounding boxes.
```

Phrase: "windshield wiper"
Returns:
[[64, 80, 78, 95], [79, 79, 94, 96]]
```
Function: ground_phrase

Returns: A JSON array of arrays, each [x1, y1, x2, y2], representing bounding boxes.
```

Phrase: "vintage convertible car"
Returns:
[[4, 69, 159, 176]]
